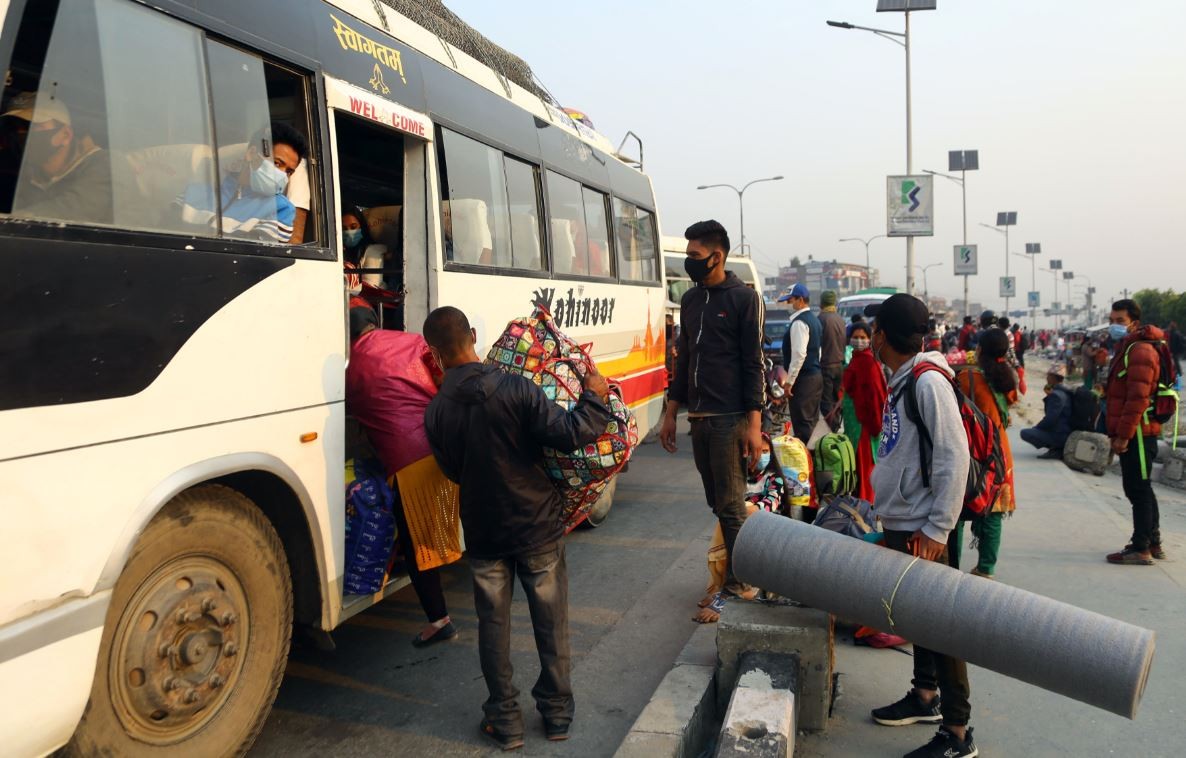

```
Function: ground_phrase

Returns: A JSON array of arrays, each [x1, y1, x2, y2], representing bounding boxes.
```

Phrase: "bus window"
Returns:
[[612, 198, 658, 282], [437, 128, 544, 271], [581, 186, 613, 277], [0, 0, 215, 232], [545, 171, 613, 279], [203, 41, 311, 245]]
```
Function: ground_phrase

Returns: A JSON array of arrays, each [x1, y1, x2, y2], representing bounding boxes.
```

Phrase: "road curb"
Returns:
[[614, 624, 718, 758]]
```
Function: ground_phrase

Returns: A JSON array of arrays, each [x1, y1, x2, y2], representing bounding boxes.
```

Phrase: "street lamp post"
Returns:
[[980, 213, 1017, 316], [839, 235, 886, 288], [1041, 264, 1064, 331], [827, 1, 935, 296], [697, 176, 784, 255], [916, 262, 943, 304], [926, 149, 978, 317]]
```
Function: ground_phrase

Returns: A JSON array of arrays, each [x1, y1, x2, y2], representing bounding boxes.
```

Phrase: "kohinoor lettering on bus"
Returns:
[[533, 287, 617, 329]]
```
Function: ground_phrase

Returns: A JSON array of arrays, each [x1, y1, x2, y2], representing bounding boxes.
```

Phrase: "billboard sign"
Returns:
[[886, 175, 934, 237], [999, 276, 1017, 298], [953, 244, 977, 275]]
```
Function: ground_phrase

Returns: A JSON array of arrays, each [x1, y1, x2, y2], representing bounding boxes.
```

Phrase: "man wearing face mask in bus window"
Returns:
[[3, 92, 113, 225], [179, 121, 305, 243]]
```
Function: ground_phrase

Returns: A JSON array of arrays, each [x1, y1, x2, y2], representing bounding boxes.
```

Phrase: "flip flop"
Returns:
[[693, 592, 727, 624]]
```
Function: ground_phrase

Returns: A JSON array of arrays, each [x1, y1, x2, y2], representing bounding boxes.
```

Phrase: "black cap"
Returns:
[[980, 309, 995, 319], [864, 294, 929, 339]]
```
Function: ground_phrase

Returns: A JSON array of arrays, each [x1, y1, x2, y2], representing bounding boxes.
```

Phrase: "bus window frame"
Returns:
[[435, 123, 552, 281], [610, 196, 660, 287], [539, 167, 620, 286], [0, 0, 333, 262]]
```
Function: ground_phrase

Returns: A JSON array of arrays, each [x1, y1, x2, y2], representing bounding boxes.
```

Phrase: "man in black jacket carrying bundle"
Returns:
[[423, 306, 612, 751], [660, 220, 765, 620]]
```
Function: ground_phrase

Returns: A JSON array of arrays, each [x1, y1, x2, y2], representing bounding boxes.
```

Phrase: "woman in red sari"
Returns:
[[839, 322, 887, 501]]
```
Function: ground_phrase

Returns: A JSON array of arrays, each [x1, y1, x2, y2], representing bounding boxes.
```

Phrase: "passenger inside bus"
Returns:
[[336, 113, 406, 329], [342, 205, 386, 294], [2, 92, 113, 225], [177, 122, 304, 243]]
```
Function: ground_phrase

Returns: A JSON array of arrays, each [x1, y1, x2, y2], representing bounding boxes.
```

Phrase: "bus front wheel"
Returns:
[[64, 485, 292, 757]]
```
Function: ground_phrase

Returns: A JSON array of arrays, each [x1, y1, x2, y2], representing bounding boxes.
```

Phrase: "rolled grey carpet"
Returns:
[[732, 511, 1155, 719]]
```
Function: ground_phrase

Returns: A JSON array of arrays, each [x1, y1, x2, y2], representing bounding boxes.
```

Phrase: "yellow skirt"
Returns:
[[394, 455, 463, 571]]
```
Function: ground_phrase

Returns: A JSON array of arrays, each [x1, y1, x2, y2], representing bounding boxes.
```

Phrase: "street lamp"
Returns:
[[916, 262, 943, 303], [697, 176, 784, 256], [838, 235, 886, 287], [979, 213, 1018, 316], [827, 0, 935, 296], [925, 149, 979, 317]]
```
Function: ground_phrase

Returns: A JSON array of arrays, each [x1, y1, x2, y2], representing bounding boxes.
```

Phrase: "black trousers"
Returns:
[[391, 487, 448, 622], [883, 529, 972, 727], [470, 543, 572, 736], [789, 371, 823, 442], [1119, 435, 1161, 550], [820, 364, 843, 424], [691, 414, 751, 596]]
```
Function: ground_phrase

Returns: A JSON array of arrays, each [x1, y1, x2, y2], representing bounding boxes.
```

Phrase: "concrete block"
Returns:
[[716, 652, 797, 758], [1157, 448, 1186, 490], [614, 656, 715, 758], [716, 601, 833, 732]]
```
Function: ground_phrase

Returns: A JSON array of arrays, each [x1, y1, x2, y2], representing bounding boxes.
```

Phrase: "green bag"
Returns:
[[813, 432, 857, 497]]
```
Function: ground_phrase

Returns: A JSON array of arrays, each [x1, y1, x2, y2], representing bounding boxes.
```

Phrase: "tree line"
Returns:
[[1133, 289, 1186, 328]]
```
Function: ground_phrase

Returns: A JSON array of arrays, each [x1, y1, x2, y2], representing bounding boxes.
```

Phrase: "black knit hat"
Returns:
[[864, 294, 929, 340]]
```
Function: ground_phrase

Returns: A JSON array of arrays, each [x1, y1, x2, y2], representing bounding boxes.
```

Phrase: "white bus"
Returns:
[[661, 235, 760, 310], [0, 1, 666, 754]]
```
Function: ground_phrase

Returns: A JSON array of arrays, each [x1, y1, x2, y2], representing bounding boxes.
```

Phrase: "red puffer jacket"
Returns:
[[1105, 325, 1165, 440]]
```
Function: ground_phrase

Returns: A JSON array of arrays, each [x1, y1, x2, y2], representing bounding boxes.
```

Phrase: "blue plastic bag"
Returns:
[[344, 458, 396, 595]]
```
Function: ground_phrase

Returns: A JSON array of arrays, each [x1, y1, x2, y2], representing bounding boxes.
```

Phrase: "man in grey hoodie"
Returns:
[[865, 294, 977, 758]]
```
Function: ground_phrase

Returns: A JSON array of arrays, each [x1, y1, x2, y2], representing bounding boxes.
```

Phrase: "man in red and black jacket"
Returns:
[[1104, 298, 1166, 565], [660, 220, 765, 617]]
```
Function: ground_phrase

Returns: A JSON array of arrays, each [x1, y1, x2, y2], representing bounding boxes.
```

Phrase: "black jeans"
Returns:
[[883, 529, 972, 727], [1020, 426, 1064, 451], [1119, 435, 1161, 550], [469, 543, 572, 736], [690, 414, 751, 596], [391, 487, 448, 622], [820, 364, 843, 425], [789, 371, 823, 442]]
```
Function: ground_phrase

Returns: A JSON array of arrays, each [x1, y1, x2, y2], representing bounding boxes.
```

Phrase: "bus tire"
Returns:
[[63, 484, 292, 758], [580, 478, 617, 529]]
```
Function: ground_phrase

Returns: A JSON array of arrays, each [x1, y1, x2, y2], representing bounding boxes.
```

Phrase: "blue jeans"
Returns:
[[469, 543, 572, 736]]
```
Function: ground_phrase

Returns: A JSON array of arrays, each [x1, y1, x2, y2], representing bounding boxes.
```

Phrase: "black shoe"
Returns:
[[903, 726, 978, 758], [478, 720, 524, 751], [1037, 448, 1063, 459], [411, 621, 457, 648], [543, 719, 570, 741], [872, 690, 942, 726]]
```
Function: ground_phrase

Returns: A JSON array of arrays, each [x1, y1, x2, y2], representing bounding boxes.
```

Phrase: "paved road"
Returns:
[[252, 418, 715, 757]]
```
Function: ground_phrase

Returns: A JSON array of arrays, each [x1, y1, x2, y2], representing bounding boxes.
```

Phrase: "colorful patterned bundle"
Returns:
[[486, 305, 638, 528]]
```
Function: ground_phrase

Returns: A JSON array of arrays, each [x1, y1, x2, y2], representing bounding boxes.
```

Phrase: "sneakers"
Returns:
[[904, 726, 978, 758], [1125, 542, 1167, 560], [872, 690, 942, 726], [1107, 547, 1154, 565], [969, 568, 995, 580]]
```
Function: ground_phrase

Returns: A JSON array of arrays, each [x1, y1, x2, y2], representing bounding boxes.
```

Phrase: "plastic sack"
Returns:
[[344, 458, 396, 595], [486, 304, 638, 528], [772, 429, 813, 507]]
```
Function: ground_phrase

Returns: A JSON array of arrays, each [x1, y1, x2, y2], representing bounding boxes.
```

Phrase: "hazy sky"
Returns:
[[446, 0, 1186, 314]]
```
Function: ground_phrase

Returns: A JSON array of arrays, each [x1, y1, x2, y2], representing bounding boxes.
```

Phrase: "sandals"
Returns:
[[411, 620, 458, 648], [479, 720, 524, 751], [693, 592, 728, 624]]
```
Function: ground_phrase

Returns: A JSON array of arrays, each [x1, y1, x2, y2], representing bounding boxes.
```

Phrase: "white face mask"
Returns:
[[250, 160, 288, 196], [851, 337, 870, 351]]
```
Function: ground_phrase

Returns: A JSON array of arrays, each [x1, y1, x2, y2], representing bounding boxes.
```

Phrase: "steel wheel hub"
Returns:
[[110, 556, 249, 744]]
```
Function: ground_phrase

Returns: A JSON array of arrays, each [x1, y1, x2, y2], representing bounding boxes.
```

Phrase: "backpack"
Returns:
[[1069, 385, 1101, 432], [900, 362, 1007, 520], [772, 429, 814, 507], [1119, 339, 1180, 428], [813, 494, 875, 539], [813, 432, 857, 496]]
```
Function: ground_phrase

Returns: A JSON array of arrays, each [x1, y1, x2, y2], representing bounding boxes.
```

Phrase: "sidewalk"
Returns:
[[798, 424, 1186, 757]]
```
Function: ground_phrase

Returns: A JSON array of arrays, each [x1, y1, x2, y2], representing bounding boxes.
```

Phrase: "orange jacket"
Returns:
[[1105, 325, 1165, 440]]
